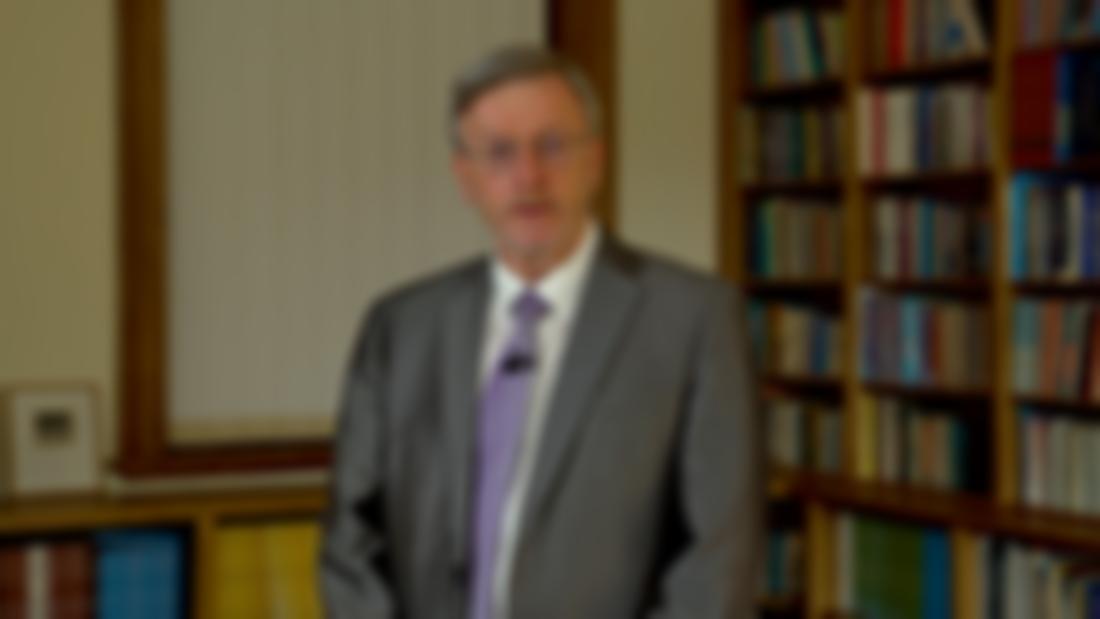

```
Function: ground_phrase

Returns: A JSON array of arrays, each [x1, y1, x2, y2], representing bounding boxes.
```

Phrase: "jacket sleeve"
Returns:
[[319, 302, 399, 618], [646, 284, 765, 619]]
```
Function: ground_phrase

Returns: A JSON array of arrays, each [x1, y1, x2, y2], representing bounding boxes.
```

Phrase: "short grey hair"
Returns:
[[449, 44, 603, 150]]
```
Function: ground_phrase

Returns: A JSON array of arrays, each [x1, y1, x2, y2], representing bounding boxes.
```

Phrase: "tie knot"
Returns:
[[511, 289, 549, 324]]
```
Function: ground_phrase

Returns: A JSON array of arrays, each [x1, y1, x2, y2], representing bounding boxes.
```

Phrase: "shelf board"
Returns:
[[743, 179, 843, 196], [757, 594, 804, 614], [863, 168, 991, 191], [1015, 393, 1100, 413], [866, 278, 990, 296], [1016, 37, 1100, 55], [0, 487, 328, 536], [864, 56, 991, 84], [863, 381, 991, 403], [746, 278, 843, 294], [781, 473, 1100, 552], [762, 373, 844, 394], [1013, 280, 1100, 295], [744, 78, 844, 101], [1015, 155, 1100, 175]]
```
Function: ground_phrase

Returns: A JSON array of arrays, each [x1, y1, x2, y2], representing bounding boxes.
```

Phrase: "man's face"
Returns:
[[451, 74, 604, 267]]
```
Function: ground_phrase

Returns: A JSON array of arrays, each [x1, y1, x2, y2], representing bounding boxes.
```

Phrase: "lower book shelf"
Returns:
[[0, 487, 329, 619]]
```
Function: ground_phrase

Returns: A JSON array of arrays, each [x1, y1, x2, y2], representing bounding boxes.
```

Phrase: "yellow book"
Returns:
[[265, 521, 322, 619], [853, 393, 877, 481], [213, 525, 268, 619]]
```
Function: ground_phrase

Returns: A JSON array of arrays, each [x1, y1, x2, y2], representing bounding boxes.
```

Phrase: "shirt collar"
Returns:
[[490, 220, 601, 319]]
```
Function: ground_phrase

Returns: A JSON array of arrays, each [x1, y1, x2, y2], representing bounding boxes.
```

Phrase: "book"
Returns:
[[766, 396, 842, 474], [869, 0, 991, 70], [749, 301, 843, 378], [95, 529, 186, 619], [861, 290, 989, 388], [751, 8, 846, 87], [1018, 0, 1100, 47], [750, 198, 842, 280], [872, 195, 989, 280], [835, 513, 952, 618], [213, 520, 323, 619], [1018, 407, 1100, 514], [1013, 298, 1100, 399], [859, 83, 990, 176], [741, 104, 845, 183], [1013, 50, 1100, 166]]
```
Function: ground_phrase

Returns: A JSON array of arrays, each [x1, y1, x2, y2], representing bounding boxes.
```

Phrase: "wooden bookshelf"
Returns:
[[0, 487, 328, 619], [723, 0, 1100, 616]]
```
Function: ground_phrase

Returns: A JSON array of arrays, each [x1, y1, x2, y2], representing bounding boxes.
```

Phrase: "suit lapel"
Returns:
[[520, 236, 642, 540], [441, 259, 489, 570]]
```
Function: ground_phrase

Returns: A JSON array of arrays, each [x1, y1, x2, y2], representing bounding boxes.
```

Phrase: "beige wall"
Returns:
[[617, 0, 717, 272], [0, 0, 720, 477], [0, 0, 118, 460]]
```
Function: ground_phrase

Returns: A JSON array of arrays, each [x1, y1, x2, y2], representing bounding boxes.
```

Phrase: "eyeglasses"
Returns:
[[459, 132, 592, 173]]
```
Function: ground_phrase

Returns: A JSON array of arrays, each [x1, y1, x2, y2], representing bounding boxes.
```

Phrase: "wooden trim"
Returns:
[[115, 1, 618, 477], [547, 0, 618, 231]]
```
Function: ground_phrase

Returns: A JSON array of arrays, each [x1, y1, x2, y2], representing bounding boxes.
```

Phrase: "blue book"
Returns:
[[95, 529, 186, 619], [921, 529, 951, 619], [1009, 175, 1036, 279], [1055, 53, 1076, 163], [917, 90, 933, 171], [902, 298, 923, 384]]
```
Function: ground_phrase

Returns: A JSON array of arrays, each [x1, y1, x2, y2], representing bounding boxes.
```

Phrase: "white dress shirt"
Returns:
[[478, 220, 601, 618]]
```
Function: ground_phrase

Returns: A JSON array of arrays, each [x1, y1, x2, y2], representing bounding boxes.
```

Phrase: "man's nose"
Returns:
[[513, 144, 548, 187]]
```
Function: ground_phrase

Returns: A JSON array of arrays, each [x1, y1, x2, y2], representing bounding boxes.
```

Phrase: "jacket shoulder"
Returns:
[[365, 254, 486, 323]]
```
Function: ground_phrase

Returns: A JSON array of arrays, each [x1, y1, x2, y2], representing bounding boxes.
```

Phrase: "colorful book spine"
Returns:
[[751, 8, 846, 86], [859, 83, 990, 176], [741, 105, 845, 183], [861, 291, 989, 388], [766, 397, 842, 474], [749, 301, 843, 378], [1019, 407, 1100, 514], [869, 0, 990, 70], [872, 195, 989, 280], [751, 198, 842, 279], [835, 513, 952, 618]]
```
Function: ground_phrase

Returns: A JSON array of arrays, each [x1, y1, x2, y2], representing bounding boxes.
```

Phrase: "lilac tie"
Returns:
[[469, 289, 549, 619]]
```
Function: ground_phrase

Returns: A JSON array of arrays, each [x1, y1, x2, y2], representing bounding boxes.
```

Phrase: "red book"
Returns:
[[1012, 50, 1058, 167], [1087, 309, 1100, 402], [889, 0, 907, 69], [0, 545, 27, 618], [49, 541, 94, 619]]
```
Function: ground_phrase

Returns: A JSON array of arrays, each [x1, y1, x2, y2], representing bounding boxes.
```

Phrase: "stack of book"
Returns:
[[867, 0, 991, 70], [750, 8, 846, 87], [1009, 176, 1100, 279], [0, 539, 95, 618], [868, 397, 982, 492], [766, 397, 842, 474], [872, 195, 990, 280], [762, 529, 804, 599], [0, 529, 187, 619], [1019, 408, 1100, 515], [740, 105, 845, 183], [1017, 0, 1100, 47], [751, 198, 842, 280], [213, 520, 322, 619], [858, 83, 990, 176], [834, 513, 952, 618], [1013, 51, 1100, 167], [1012, 299, 1100, 400], [860, 291, 990, 388], [966, 538, 1100, 617], [749, 302, 843, 378], [95, 529, 187, 618]]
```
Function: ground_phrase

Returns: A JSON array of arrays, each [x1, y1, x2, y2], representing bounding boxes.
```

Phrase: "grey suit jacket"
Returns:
[[320, 232, 763, 619]]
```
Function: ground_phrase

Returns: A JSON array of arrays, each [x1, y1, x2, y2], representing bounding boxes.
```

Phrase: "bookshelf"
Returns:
[[722, 0, 1100, 616], [0, 487, 327, 618]]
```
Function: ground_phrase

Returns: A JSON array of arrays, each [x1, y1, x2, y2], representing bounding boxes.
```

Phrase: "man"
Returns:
[[320, 45, 762, 619]]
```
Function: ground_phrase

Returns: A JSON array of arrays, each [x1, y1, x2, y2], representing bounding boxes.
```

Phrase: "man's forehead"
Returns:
[[461, 74, 589, 132]]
